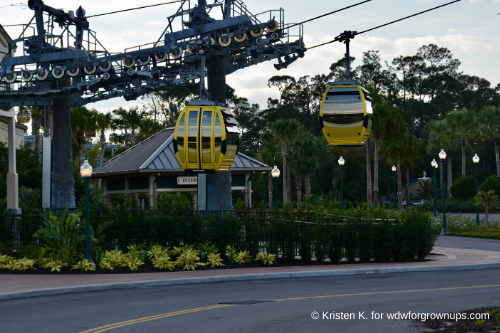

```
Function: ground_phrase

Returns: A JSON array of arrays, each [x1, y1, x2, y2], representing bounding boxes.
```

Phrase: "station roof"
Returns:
[[93, 128, 271, 177]]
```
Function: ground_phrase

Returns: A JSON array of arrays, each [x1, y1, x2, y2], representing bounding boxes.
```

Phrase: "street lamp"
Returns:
[[338, 156, 345, 212], [271, 166, 280, 212], [473, 153, 480, 226], [392, 165, 396, 210], [431, 159, 438, 217], [439, 149, 447, 234], [80, 160, 94, 264]]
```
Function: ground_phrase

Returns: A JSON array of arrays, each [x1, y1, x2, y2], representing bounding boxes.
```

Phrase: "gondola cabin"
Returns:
[[173, 101, 240, 173], [319, 80, 373, 146]]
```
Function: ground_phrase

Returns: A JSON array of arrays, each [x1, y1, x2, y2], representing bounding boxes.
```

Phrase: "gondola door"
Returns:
[[186, 108, 200, 170], [200, 107, 216, 170]]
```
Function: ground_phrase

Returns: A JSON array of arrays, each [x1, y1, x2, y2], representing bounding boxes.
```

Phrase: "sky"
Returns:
[[1, 0, 499, 114]]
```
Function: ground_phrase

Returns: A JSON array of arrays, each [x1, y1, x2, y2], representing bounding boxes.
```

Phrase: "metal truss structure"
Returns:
[[0, 0, 306, 108]]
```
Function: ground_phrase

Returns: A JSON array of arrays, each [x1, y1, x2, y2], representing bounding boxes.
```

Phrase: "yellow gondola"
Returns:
[[173, 101, 240, 172], [319, 79, 373, 146]]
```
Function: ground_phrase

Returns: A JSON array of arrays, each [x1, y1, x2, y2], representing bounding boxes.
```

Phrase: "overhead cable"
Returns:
[[86, 0, 182, 18], [308, 0, 462, 50], [287, 0, 373, 29]]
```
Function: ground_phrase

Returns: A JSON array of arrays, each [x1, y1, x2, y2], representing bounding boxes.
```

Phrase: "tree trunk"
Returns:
[[268, 172, 273, 209], [447, 155, 452, 198], [281, 140, 289, 203], [286, 158, 291, 203], [495, 141, 500, 177], [406, 168, 410, 201], [98, 133, 106, 188], [305, 175, 312, 197], [461, 140, 466, 176], [295, 174, 302, 207], [373, 137, 380, 207], [131, 130, 137, 146], [397, 152, 403, 212], [366, 138, 372, 207]]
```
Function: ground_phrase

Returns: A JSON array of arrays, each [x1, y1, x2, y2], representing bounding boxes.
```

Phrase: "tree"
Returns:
[[71, 107, 96, 167], [258, 131, 281, 209], [138, 118, 163, 142], [479, 106, 500, 176], [113, 107, 148, 146], [445, 109, 477, 176], [290, 135, 321, 206], [367, 87, 391, 207], [400, 135, 421, 200], [95, 112, 113, 187], [475, 190, 498, 232], [381, 108, 409, 211], [141, 86, 196, 127], [271, 119, 302, 204]]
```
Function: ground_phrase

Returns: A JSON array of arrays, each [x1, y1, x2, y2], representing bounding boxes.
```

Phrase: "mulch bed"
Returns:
[[414, 307, 500, 333], [0, 256, 437, 275]]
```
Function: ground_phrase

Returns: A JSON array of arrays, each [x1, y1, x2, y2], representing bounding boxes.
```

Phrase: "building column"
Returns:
[[149, 175, 156, 209], [247, 176, 252, 207], [193, 191, 198, 210], [102, 179, 112, 205], [6, 117, 20, 213]]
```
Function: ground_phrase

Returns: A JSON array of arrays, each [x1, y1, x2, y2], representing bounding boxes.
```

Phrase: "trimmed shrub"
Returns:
[[479, 175, 500, 194], [450, 176, 476, 199]]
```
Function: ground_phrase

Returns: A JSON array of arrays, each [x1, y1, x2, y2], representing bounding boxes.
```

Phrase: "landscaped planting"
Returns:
[[0, 208, 438, 273]]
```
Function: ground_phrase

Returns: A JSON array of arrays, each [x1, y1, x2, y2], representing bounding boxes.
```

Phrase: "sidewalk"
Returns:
[[1, 247, 500, 300]]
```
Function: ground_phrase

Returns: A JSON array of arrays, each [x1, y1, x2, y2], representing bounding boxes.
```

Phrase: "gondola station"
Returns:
[[91, 128, 270, 210]]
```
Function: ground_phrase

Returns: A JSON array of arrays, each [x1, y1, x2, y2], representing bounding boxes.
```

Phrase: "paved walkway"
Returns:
[[1, 246, 500, 300]]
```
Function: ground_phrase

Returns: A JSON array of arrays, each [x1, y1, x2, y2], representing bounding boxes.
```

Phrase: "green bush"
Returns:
[[156, 193, 192, 210], [479, 175, 500, 194], [450, 176, 476, 199]]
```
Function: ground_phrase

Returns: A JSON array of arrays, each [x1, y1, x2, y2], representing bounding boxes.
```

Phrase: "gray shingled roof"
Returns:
[[93, 128, 270, 177]]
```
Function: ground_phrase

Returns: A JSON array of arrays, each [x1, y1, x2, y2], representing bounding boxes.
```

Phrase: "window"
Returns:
[[202, 110, 212, 163], [177, 113, 185, 162], [214, 112, 222, 163], [188, 111, 199, 163], [323, 90, 364, 125]]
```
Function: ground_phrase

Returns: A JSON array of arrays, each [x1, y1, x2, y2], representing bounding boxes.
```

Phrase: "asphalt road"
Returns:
[[1, 268, 500, 333], [435, 235, 500, 252]]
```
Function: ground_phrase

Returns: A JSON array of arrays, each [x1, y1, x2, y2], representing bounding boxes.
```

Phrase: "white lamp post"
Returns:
[[80, 160, 94, 264]]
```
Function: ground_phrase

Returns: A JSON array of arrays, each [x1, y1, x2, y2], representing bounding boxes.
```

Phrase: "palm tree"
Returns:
[[381, 108, 408, 211], [95, 112, 113, 169], [71, 106, 96, 167], [290, 135, 321, 206], [366, 138, 372, 207], [271, 119, 302, 204], [19, 106, 45, 153], [445, 109, 477, 176], [479, 106, 500, 176], [258, 131, 281, 209], [370, 99, 392, 207], [113, 106, 149, 146], [400, 135, 421, 200]]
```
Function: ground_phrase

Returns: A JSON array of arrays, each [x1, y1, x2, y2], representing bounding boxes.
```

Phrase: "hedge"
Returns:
[[1, 209, 437, 263]]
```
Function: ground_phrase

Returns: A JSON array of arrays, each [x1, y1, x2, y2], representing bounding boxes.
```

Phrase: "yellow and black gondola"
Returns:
[[173, 102, 240, 172], [319, 80, 373, 146]]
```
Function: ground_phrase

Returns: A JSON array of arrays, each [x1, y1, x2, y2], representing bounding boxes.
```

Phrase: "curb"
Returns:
[[2, 262, 500, 301]]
